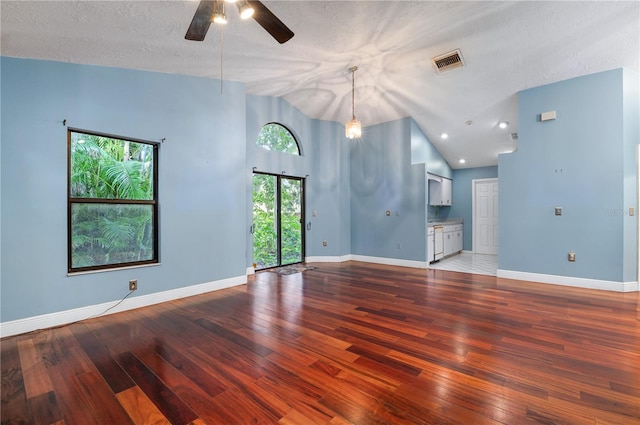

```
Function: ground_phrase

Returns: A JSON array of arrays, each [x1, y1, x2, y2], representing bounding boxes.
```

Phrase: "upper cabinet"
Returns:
[[428, 174, 452, 206]]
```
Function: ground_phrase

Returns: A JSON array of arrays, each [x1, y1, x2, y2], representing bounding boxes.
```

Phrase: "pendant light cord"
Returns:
[[351, 68, 355, 119], [220, 26, 224, 94], [349, 66, 358, 120]]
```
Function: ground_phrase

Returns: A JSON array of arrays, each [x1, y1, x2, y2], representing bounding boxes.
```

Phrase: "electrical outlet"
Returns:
[[568, 252, 576, 262], [129, 279, 138, 291], [322, 241, 327, 246]]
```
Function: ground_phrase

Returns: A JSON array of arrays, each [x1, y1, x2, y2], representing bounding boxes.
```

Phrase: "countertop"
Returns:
[[427, 219, 463, 226]]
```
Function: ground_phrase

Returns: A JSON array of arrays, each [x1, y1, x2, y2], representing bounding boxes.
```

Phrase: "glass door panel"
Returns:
[[253, 174, 278, 269], [252, 173, 304, 270], [280, 177, 303, 265]]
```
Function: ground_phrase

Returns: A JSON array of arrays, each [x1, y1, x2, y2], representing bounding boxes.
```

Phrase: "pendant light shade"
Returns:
[[345, 119, 362, 139], [345, 66, 362, 139]]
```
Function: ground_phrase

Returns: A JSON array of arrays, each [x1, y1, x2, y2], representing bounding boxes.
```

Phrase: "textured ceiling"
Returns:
[[2, 1, 638, 169]]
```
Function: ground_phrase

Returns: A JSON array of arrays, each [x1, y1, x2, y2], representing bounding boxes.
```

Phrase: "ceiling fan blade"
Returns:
[[185, 0, 214, 41], [248, 0, 294, 44]]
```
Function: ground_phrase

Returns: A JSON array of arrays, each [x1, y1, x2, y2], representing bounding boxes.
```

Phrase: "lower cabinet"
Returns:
[[443, 224, 463, 257], [427, 227, 435, 263]]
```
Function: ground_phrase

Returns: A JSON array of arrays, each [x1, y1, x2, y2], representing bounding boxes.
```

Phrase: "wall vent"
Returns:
[[432, 49, 464, 74]]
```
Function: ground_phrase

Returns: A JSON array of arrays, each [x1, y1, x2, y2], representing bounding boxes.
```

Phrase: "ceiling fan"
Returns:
[[185, 0, 294, 44]]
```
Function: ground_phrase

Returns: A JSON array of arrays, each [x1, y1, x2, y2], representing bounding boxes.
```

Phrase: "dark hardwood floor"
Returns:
[[2, 261, 639, 424]]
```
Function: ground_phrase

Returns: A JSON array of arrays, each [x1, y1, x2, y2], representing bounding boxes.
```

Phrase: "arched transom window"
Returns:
[[257, 123, 300, 155]]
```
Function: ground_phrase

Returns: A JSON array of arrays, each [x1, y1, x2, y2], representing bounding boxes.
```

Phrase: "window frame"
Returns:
[[256, 122, 301, 155], [67, 128, 159, 273]]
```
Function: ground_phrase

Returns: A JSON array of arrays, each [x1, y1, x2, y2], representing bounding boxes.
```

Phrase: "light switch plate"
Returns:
[[541, 110, 557, 121], [555, 207, 562, 216], [630, 207, 635, 217]]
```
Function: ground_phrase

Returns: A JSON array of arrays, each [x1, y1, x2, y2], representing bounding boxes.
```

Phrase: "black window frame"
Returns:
[[256, 122, 301, 155], [67, 128, 159, 273]]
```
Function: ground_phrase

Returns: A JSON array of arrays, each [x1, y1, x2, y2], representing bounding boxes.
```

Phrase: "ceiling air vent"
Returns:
[[432, 49, 464, 74]]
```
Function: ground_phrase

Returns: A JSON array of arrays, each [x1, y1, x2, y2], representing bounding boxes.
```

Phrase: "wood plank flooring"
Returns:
[[2, 261, 639, 424]]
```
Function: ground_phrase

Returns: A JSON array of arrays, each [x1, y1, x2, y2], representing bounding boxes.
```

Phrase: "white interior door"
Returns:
[[473, 178, 499, 255]]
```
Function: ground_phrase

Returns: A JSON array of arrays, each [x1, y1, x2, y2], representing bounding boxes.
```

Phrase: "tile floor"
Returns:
[[428, 252, 497, 276]]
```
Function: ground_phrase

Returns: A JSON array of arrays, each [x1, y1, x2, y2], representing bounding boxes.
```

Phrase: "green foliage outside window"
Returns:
[[252, 174, 302, 269], [253, 123, 303, 269], [252, 174, 278, 268], [256, 123, 300, 154], [69, 131, 157, 271]]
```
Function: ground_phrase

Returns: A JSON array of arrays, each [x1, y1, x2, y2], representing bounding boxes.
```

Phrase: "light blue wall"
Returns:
[[1, 57, 248, 322], [499, 69, 637, 282], [350, 118, 427, 261], [449, 166, 498, 251], [622, 69, 639, 282], [3, 57, 635, 326], [410, 119, 453, 221], [410, 119, 452, 178], [245, 95, 350, 261]]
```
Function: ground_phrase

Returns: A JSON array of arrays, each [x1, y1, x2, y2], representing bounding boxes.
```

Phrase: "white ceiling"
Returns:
[[2, 1, 638, 169]]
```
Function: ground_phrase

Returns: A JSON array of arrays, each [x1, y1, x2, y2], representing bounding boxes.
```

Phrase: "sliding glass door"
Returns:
[[252, 173, 304, 270]]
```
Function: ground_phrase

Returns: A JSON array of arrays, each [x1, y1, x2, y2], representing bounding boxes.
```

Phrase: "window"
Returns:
[[68, 129, 158, 272], [256, 123, 300, 155]]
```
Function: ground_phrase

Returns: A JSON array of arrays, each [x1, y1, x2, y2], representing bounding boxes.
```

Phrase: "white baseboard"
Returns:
[[0, 275, 246, 338], [349, 255, 428, 269], [307, 254, 428, 269], [10, 261, 633, 338], [497, 269, 639, 292], [305, 255, 350, 263]]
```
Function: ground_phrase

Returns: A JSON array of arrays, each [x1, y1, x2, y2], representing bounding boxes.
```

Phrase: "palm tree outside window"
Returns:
[[68, 129, 158, 272]]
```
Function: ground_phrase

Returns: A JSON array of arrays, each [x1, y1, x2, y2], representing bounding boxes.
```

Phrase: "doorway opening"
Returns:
[[252, 172, 305, 270]]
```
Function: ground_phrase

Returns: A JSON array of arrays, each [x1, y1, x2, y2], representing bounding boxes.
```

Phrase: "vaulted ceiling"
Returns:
[[2, 1, 638, 168]]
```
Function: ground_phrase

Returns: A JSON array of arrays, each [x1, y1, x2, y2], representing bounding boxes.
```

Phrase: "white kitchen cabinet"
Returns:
[[427, 227, 435, 263], [453, 227, 463, 253], [429, 177, 452, 206], [443, 224, 463, 257]]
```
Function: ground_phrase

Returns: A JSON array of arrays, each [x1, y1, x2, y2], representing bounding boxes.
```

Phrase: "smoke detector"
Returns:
[[432, 49, 465, 74]]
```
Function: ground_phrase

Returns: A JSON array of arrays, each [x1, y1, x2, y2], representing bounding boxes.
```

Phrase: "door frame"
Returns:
[[472, 178, 498, 254], [252, 172, 306, 270]]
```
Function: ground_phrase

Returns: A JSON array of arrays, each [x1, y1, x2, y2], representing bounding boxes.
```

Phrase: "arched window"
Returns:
[[257, 123, 300, 155]]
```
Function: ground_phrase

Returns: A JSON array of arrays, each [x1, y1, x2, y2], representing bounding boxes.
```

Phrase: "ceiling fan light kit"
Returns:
[[185, 0, 294, 44], [346, 66, 362, 139], [236, 0, 255, 19], [213, 0, 227, 24]]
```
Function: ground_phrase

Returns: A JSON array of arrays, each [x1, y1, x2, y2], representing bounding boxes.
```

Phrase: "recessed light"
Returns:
[[499, 121, 508, 129], [459, 158, 466, 164], [441, 133, 449, 140]]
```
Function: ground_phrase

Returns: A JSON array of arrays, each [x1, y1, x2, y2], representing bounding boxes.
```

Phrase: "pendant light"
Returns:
[[345, 66, 362, 139]]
